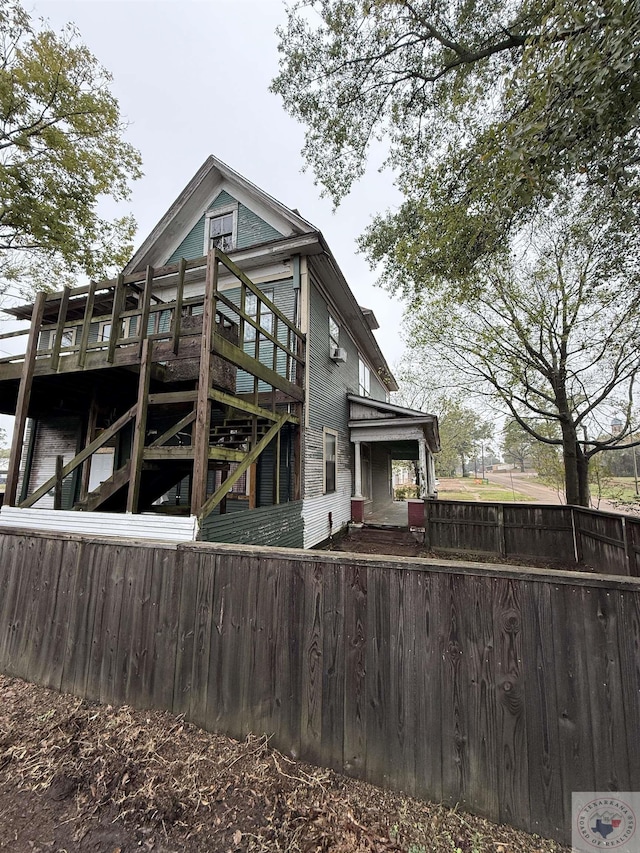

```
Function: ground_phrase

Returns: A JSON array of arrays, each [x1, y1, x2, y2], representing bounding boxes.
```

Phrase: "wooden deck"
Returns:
[[1, 249, 306, 524]]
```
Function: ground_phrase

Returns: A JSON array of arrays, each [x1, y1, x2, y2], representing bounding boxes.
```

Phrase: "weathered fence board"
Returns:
[[425, 499, 640, 575], [1, 527, 640, 847]]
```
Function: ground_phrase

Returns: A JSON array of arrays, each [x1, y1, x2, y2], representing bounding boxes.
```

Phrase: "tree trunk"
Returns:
[[577, 447, 590, 507], [560, 421, 583, 506]]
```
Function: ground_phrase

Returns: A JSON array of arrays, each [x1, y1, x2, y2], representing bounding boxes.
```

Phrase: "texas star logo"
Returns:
[[577, 798, 636, 849]]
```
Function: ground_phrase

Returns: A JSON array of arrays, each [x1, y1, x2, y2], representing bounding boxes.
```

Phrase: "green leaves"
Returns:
[[273, 0, 639, 294], [0, 0, 142, 291]]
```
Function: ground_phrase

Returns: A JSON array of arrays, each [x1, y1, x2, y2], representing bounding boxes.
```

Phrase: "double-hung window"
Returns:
[[329, 314, 340, 354], [323, 428, 338, 493], [245, 288, 274, 343], [358, 357, 371, 396], [206, 205, 238, 253]]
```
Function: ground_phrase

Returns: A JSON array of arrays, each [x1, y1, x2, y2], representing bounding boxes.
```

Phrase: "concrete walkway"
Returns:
[[365, 500, 408, 526]]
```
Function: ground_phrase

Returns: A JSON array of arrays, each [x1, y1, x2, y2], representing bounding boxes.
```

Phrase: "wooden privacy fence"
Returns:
[[424, 499, 640, 575], [1, 528, 640, 846]]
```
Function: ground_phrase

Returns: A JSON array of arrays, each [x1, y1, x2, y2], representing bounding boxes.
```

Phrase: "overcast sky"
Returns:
[[0, 0, 410, 439], [27, 0, 405, 356]]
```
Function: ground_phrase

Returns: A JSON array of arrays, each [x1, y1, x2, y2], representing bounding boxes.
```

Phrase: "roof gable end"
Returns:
[[125, 155, 317, 273]]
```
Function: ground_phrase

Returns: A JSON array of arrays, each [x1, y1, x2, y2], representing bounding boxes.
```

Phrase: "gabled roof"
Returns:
[[124, 154, 317, 273], [347, 394, 440, 451]]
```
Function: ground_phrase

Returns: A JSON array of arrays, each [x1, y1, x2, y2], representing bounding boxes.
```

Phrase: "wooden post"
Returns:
[[622, 517, 633, 577], [191, 250, 218, 516], [107, 273, 125, 363], [54, 455, 64, 510], [126, 338, 153, 513], [138, 265, 154, 356], [5, 292, 47, 507], [293, 418, 301, 501], [275, 428, 281, 504], [424, 499, 431, 550], [50, 286, 70, 372], [496, 503, 507, 557], [78, 280, 97, 368], [80, 394, 99, 500], [172, 257, 186, 354]]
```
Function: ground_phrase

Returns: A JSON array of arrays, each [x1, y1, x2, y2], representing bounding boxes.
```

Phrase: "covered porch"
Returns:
[[347, 395, 440, 526]]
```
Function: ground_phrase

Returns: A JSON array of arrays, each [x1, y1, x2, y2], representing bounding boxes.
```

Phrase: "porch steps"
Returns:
[[74, 461, 132, 511], [209, 417, 271, 449]]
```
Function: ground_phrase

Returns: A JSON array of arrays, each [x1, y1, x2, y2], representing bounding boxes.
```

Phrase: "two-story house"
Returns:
[[0, 156, 439, 547]]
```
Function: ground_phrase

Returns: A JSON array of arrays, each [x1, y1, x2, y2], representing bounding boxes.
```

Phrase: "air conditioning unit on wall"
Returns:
[[330, 347, 347, 363]]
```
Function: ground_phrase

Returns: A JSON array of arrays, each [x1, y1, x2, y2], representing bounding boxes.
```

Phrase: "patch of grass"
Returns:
[[437, 480, 533, 503]]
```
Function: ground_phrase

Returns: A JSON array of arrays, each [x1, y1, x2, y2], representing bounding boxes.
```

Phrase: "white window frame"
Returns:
[[244, 287, 274, 343], [204, 203, 239, 254], [328, 313, 340, 353], [358, 357, 371, 397], [323, 428, 338, 494]]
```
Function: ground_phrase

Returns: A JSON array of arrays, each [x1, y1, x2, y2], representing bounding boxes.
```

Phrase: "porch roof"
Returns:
[[347, 394, 440, 453]]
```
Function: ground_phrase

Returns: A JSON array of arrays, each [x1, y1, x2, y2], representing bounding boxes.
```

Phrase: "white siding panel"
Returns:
[[0, 507, 198, 542]]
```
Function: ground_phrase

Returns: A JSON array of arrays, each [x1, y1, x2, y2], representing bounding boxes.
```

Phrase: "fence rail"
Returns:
[[423, 499, 640, 575], [1, 527, 639, 846]]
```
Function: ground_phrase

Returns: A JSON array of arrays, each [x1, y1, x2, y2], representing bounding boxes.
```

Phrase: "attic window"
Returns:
[[206, 204, 238, 253]]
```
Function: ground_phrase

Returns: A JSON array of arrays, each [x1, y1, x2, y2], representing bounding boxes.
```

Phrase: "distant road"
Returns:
[[485, 470, 628, 514], [485, 470, 565, 505]]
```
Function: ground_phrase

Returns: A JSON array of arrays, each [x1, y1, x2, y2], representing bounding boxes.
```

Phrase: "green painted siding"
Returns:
[[165, 191, 284, 264], [166, 217, 206, 264], [199, 500, 304, 547]]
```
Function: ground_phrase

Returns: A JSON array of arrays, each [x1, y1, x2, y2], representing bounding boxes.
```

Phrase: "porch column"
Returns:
[[418, 438, 428, 499], [354, 440, 363, 497], [428, 451, 437, 495], [351, 439, 365, 523]]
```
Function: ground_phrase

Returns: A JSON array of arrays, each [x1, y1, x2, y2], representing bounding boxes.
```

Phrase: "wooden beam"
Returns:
[[148, 390, 198, 405], [215, 249, 303, 338], [198, 414, 287, 522], [173, 257, 186, 355], [138, 265, 154, 356], [126, 338, 153, 513], [148, 410, 196, 448], [275, 428, 281, 505], [107, 273, 125, 363], [143, 446, 194, 461], [19, 404, 137, 508], [80, 393, 99, 500], [77, 280, 97, 368], [49, 286, 71, 371], [208, 387, 298, 424], [54, 455, 64, 509], [5, 291, 47, 506], [212, 332, 304, 402], [191, 250, 218, 516]]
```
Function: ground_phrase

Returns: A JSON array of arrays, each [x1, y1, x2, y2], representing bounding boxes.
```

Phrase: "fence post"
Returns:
[[622, 517, 633, 577], [496, 503, 506, 557], [424, 499, 431, 551], [571, 507, 582, 565]]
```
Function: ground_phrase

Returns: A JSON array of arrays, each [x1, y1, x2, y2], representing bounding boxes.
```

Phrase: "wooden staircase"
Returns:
[[74, 461, 132, 511]]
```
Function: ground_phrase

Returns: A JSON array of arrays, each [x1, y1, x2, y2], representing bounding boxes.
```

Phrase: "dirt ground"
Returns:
[[0, 675, 571, 853]]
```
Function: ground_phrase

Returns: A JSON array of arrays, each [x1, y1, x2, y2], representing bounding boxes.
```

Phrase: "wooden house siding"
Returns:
[[199, 499, 304, 548], [301, 428, 352, 547], [165, 191, 284, 264], [23, 416, 82, 509]]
